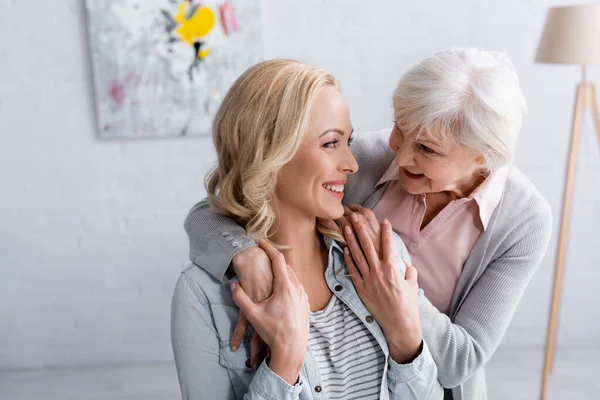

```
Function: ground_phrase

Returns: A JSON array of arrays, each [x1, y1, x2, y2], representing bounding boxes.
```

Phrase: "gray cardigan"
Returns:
[[184, 129, 553, 400]]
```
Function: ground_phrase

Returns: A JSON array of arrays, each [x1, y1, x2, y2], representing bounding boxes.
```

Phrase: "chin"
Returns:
[[398, 180, 419, 195], [318, 204, 344, 221]]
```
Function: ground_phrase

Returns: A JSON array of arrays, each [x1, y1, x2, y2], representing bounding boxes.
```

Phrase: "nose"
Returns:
[[393, 135, 414, 167], [341, 147, 359, 175]]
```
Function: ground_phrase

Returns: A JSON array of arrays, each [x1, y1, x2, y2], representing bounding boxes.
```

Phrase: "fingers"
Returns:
[[347, 204, 373, 219], [335, 214, 352, 234], [404, 261, 419, 285], [340, 208, 353, 228], [347, 204, 379, 231], [250, 331, 265, 369], [343, 247, 364, 290], [230, 312, 249, 351], [258, 240, 289, 283], [231, 282, 259, 321], [346, 204, 362, 212], [382, 219, 395, 262], [350, 212, 380, 266], [343, 225, 370, 278]]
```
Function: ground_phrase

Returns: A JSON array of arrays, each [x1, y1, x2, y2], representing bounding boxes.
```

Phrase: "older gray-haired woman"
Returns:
[[183, 48, 552, 400]]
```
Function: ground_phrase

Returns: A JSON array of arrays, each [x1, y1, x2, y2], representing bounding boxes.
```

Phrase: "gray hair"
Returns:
[[392, 47, 527, 171]]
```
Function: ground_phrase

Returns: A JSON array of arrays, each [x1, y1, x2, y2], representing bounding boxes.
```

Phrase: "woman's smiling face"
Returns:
[[275, 85, 358, 221], [388, 122, 483, 196]]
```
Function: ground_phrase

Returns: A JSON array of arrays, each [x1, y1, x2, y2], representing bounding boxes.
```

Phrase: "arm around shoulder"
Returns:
[[185, 199, 257, 282]]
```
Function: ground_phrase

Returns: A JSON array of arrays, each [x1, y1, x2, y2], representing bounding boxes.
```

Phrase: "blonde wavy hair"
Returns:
[[205, 59, 345, 248]]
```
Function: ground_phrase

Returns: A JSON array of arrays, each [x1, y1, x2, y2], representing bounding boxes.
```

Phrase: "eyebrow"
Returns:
[[395, 122, 442, 148], [419, 137, 442, 147], [319, 128, 354, 138]]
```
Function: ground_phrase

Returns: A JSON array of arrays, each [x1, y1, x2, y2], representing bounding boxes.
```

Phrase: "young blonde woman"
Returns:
[[171, 60, 443, 400]]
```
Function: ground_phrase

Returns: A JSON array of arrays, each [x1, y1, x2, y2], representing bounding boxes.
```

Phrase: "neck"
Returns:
[[445, 169, 487, 200], [271, 210, 324, 272]]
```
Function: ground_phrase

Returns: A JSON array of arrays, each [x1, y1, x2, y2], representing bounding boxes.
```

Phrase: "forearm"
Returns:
[[418, 298, 488, 388], [185, 198, 255, 281]]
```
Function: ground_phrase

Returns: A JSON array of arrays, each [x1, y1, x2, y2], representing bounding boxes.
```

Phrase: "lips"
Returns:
[[322, 180, 346, 199], [402, 168, 425, 180], [322, 180, 347, 186]]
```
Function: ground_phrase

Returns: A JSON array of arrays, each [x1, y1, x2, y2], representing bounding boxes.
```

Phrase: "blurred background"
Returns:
[[1, 0, 599, 399]]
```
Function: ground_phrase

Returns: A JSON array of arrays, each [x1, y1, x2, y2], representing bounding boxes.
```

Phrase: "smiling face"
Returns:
[[275, 85, 358, 221], [388, 122, 483, 196]]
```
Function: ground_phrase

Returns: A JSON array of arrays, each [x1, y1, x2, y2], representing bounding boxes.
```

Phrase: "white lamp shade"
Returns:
[[535, 3, 600, 65]]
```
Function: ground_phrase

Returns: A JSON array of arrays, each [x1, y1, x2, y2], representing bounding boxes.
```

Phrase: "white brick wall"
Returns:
[[1, 0, 599, 370]]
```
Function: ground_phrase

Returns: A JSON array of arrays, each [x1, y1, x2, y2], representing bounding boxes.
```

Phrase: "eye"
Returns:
[[348, 136, 354, 146], [419, 143, 436, 154], [323, 139, 339, 149]]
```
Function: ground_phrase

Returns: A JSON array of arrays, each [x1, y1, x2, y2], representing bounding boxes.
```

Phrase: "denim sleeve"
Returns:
[[387, 341, 443, 399], [170, 274, 303, 400]]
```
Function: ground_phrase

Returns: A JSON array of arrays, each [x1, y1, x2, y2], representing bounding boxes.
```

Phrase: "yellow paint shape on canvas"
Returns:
[[175, 3, 216, 45], [198, 49, 212, 59]]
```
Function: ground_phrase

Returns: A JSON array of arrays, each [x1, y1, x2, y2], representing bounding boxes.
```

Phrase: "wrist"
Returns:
[[269, 352, 305, 385], [232, 246, 262, 276], [388, 336, 423, 364], [384, 319, 422, 364]]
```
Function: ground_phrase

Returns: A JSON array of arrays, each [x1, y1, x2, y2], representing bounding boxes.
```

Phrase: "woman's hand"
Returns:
[[320, 204, 383, 257], [229, 246, 273, 369], [343, 218, 422, 364], [231, 240, 310, 384], [344, 204, 383, 257]]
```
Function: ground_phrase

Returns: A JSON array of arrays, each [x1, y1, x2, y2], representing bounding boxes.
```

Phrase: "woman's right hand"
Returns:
[[343, 219, 422, 364], [231, 240, 310, 385]]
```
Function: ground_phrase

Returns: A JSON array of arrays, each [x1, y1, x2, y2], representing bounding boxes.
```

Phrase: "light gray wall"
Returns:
[[1, 0, 599, 370]]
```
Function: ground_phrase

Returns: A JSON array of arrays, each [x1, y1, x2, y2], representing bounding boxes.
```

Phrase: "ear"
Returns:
[[474, 154, 486, 165]]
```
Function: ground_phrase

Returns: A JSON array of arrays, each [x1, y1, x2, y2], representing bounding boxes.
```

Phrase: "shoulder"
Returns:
[[175, 264, 235, 307], [491, 166, 553, 255], [503, 166, 552, 221]]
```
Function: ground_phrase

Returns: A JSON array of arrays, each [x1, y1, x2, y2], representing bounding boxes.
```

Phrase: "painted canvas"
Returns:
[[85, 0, 263, 138]]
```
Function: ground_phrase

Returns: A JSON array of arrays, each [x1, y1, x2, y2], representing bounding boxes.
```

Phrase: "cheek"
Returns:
[[274, 179, 294, 202], [279, 159, 321, 197], [418, 157, 453, 181]]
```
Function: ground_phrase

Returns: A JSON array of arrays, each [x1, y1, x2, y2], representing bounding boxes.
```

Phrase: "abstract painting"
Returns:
[[85, 0, 263, 139]]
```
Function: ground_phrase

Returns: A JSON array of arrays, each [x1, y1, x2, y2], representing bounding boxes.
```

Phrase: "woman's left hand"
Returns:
[[319, 204, 383, 257], [343, 217, 422, 364]]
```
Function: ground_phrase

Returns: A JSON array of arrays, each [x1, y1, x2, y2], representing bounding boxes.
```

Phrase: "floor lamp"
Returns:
[[535, 4, 600, 400]]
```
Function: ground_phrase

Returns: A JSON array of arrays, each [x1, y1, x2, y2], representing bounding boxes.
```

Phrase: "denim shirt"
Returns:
[[171, 234, 443, 400]]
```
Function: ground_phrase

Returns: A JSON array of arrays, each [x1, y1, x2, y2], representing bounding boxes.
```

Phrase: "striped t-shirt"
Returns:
[[308, 294, 385, 399]]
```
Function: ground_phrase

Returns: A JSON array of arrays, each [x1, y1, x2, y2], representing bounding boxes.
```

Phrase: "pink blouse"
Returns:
[[371, 164, 508, 314]]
